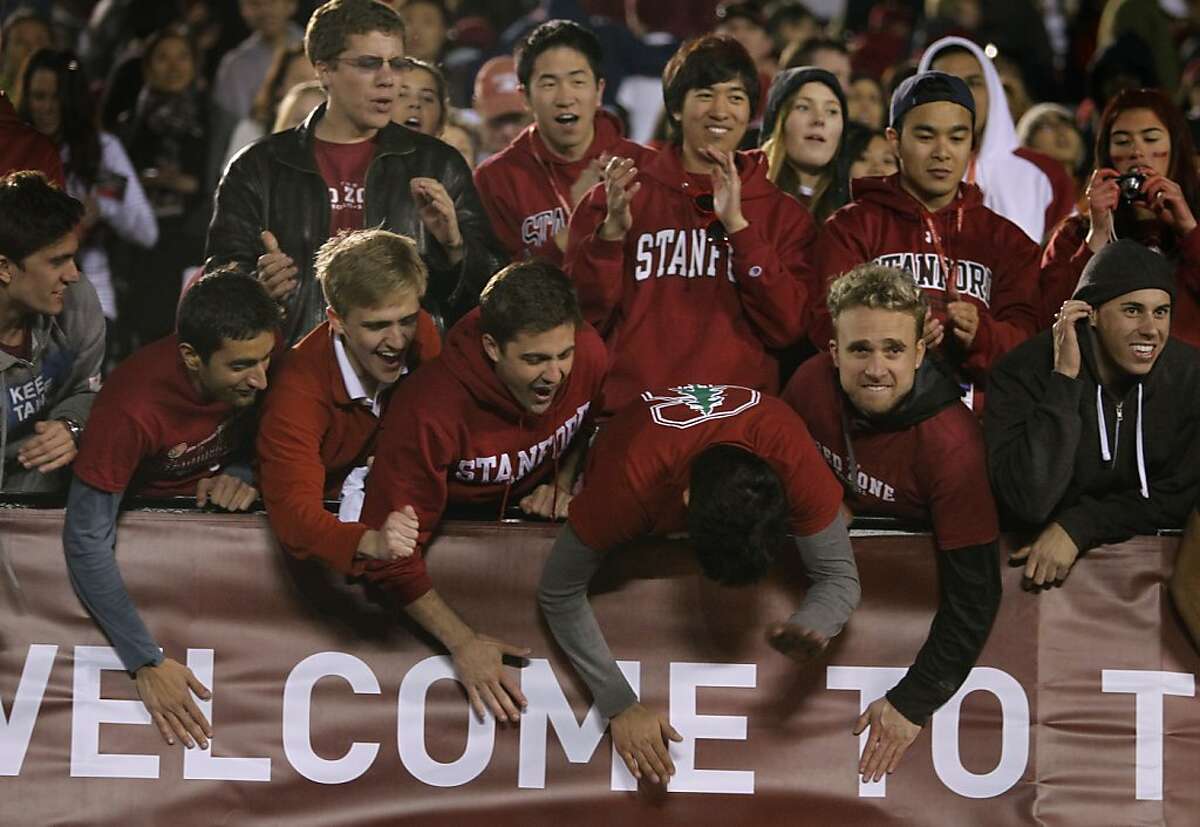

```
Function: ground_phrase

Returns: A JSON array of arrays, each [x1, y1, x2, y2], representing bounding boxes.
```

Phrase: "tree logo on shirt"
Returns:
[[642, 384, 760, 429]]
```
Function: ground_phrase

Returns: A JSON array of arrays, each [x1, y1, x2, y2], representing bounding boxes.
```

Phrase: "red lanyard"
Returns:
[[920, 200, 965, 310]]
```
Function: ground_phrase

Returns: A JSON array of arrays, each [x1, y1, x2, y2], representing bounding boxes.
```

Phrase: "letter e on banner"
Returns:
[[183, 649, 270, 781], [70, 646, 159, 779], [931, 667, 1029, 798], [1101, 669, 1195, 801], [398, 655, 495, 787], [517, 659, 640, 791], [282, 652, 380, 784], [668, 662, 756, 795], [0, 644, 56, 776]]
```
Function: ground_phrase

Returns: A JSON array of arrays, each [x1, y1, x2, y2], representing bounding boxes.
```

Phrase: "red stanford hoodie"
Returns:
[[565, 144, 816, 415], [359, 308, 607, 603], [474, 110, 654, 265], [812, 174, 1041, 407]]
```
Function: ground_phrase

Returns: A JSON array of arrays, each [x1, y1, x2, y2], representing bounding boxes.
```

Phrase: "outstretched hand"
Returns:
[[853, 696, 921, 782], [609, 702, 683, 784], [766, 621, 829, 666]]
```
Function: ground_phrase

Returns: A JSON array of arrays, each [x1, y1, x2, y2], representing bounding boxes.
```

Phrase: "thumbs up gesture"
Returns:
[[256, 230, 299, 300]]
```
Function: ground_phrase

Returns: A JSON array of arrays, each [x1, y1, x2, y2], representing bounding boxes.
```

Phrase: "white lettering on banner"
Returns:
[[0, 644, 56, 776], [70, 645, 159, 779], [668, 662, 757, 795], [1101, 669, 1196, 801], [517, 659, 640, 791], [930, 667, 1029, 798], [183, 649, 271, 782], [397, 656, 495, 787], [826, 665, 907, 798], [282, 651, 381, 784]]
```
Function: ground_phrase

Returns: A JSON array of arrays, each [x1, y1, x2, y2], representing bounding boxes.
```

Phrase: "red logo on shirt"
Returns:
[[641, 384, 760, 429]]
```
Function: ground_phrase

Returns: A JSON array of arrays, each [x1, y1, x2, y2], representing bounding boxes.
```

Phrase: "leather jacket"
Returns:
[[204, 103, 505, 344]]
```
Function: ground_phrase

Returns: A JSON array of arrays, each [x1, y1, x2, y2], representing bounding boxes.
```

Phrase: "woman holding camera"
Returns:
[[1040, 88, 1200, 343]]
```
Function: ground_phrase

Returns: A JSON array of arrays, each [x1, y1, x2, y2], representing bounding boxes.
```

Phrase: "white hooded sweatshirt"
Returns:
[[918, 36, 1057, 244]]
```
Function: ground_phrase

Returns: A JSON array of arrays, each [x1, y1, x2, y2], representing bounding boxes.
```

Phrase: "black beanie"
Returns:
[[1073, 239, 1176, 307], [889, 70, 975, 131]]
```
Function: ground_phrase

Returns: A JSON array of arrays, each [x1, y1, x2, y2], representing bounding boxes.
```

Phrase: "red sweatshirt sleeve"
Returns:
[[256, 372, 368, 575], [564, 186, 626, 332], [1038, 216, 1092, 328], [808, 210, 872, 350], [358, 388, 456, 605], [962, 224, 1041, 377], [726, 197, 814, 348]]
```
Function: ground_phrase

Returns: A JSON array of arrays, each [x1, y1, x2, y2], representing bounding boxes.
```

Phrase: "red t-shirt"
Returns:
[[782, 353, 999, 551], [313, 137, 374, 238], [73, 335, 257, 497], [568, 384, 843, 551]]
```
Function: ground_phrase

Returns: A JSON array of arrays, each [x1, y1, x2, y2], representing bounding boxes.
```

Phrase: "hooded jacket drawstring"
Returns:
[[838, 403, 863, 496], [1095, 383, 1149, 498]]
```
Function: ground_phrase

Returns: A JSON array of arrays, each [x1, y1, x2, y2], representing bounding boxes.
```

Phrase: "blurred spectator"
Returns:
[[783, 36, 851, 94], [1017, 103, 1085, 193], [1041, 89, 1200, 343], [1184, 59, 1200, 121], [1096, 0, 1180, 94], [912, 0, 981, 52], [393, 57, 448, 135], [760, 66, 850, 222], [0, 8, 53, 97], [847, 71, 886, 129], [764, 1, 820, 54], [0, 90, 63, 184], [848, 1, 915, 81], [209, 0, 303, 190], [993, 52, 1032, 127], [93, 0, 191, 132], [16, 49, 158, 334], [474, 19, 653, 265], [115, 25, 211, 347], [565, 34, 815, 413], [441, 117, 479, 168], [272, 78, 326, 131], [921, 37, 1075, 244], [473, 55, 532, 159], [395, 0, 449, 64], [715, 2, 778, 91], [0, 171, 103, 494], [222, 44, 315, 171], [843, 121, 898, 179]]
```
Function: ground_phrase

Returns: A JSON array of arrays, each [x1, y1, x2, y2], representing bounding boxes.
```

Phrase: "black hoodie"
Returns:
[[985, 323, 1200, 551]]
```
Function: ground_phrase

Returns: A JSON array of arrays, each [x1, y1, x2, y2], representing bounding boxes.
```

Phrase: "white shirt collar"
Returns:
[[333, 335, 401, 417]]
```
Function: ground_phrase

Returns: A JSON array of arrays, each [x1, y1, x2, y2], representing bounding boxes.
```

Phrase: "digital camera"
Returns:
[[1116, 171, 1147, 204]]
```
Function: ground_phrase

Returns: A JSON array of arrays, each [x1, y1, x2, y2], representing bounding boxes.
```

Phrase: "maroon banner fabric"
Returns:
[[1, 509, 1197, 825]]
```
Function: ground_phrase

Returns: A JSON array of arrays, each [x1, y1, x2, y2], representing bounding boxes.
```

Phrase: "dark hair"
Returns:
[[252, 45, 312, 129], [177, 267, 281, 361], [842, 120, 885, 162], [0, 171, 84, 265], [1095, 88, 1200, 242], [687, 444, 789, 586], [16, 49, 102, 188], [516, 19, 604, 88], [785, 36, 848, 70], [662, 35, 759, 142], [305, 0, 405, 66], [142, 24, 201, 82], [478, 260, 582, 346]]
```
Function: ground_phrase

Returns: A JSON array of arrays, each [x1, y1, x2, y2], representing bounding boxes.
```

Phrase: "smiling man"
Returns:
[[812, 70, 1041, 414], [206, 0, 504, 346], [0, 171, 103, 493], [784, 263, 1000, 783], [63, 268, 280, 751], [986, 239, 1200, 587], [565, 33, 814, 415], [257, 228, 442, 575], [474, 19, 653, 264], [359, 260, 607, 723]]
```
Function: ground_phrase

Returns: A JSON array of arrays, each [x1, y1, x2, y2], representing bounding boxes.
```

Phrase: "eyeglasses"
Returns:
[[694, 194, 727, 242], [330, 55, 408, 74]]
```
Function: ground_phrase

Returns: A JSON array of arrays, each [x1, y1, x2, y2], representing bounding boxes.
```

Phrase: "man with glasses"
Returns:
[[206, 0, 504, 346]]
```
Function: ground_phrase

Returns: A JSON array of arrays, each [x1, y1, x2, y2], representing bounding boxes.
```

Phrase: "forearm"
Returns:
[[887, 541, 1001, 725], [403, 589, 477, 651], [62, 476, 161, 673], [538, 523, 638, 718], [790, 515, 861, 639]]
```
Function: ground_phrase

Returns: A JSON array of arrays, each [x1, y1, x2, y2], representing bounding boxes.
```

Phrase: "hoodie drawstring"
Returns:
[[838, 403, 863, 496], [1095, 384, 1149, 499]]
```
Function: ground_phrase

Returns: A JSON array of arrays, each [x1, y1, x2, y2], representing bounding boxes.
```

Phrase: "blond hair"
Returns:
[[315, 229, 428, 316], [827, 263, 926, 336]]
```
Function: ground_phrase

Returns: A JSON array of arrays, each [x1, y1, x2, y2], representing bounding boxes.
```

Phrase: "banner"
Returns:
[[1, 508, 1198, 825]]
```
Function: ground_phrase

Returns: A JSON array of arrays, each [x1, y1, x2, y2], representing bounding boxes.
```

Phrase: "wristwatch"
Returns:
[[57, 417, 83, 445]]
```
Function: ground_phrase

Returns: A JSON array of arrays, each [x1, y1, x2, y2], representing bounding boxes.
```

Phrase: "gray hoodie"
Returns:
[[1, 276, 104, 492]]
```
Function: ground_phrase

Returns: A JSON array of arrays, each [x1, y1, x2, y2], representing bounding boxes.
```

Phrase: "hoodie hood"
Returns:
[[917, 36, 1055, 243], [850, 172, 985, 221], [845, 354, 965, 432], [643, 143, 779, 202], [439, 308, 534, 424]]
